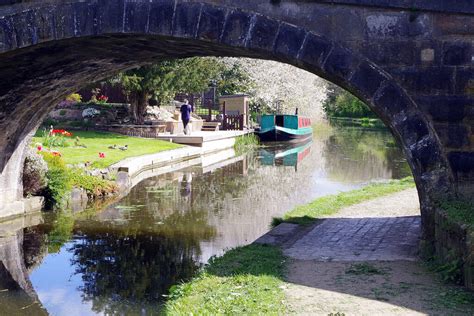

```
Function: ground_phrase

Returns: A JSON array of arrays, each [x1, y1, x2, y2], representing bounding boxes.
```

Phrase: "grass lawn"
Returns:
[[33, 130, 181, 168], [164, 244, 287, 315], [273, 177, 416, 226]]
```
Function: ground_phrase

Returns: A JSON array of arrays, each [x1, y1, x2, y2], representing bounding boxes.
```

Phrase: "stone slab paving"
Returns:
[[284, 216, 421, 261]]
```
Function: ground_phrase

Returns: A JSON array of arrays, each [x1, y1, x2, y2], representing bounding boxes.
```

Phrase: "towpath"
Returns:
[[260, 188, 474, 315]]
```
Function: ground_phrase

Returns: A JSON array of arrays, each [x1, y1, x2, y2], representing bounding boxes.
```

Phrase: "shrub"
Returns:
[[68, 168, 118, 198], [23, 147, 48, 197], [66, 93, 82, 103], [40, 152, 71, 207], [59, 109, 67, 116]]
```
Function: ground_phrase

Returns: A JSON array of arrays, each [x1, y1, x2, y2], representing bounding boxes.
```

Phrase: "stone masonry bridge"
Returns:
[[0, 0, 472, 279]]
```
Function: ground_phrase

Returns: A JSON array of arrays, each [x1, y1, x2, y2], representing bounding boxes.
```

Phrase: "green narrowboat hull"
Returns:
[[258, 126, 313, 143]]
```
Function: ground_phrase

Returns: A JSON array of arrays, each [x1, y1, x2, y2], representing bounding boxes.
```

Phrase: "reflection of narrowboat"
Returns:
[[260, 139, 312, 167], [258, 114, 312, 142]]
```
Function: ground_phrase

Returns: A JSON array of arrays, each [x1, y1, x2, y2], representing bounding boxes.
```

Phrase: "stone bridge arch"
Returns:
[[0, 0, 472, 246]]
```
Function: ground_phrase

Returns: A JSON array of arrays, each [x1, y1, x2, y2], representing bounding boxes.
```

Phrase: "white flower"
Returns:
[[82, 108, 100, 118]]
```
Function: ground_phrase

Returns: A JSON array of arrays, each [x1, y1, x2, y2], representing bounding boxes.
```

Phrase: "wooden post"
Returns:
[[208, 99, 212, 121], [223, 101, 226, 130]]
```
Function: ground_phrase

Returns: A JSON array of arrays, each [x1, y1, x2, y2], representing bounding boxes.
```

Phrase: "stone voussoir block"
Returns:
[[220, 9, 252, 47], [247, 14, 279, 52], [147, 1, 175, 36], [71, 1, 98, 37], [373, 82, 411, 117], [273, 22, 306, 60], [11, 9, 37, 48], [172, 2, 202, 38], [322, 45, 359, 82], [296, 32, 332, 69], [96, 0, 126, 35], [0, 16, 15, 52], [123, 1, 151, 34], [349, 61, 390, 100], [410, 135, 442, 173], [196, 4, 227, 42]]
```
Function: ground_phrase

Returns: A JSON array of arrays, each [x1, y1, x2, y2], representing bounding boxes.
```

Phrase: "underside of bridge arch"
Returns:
[[0, 0, 472, 252]]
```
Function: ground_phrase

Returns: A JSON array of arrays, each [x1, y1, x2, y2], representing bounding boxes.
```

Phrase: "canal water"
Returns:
[[0, 125, 412, 315]]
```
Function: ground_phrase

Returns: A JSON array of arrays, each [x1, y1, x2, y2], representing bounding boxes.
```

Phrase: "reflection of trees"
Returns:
[[69, 232, 200, 314], [67, 202, 215, 315], [22, 227, 48, 271], [323, 127, 411, 182]]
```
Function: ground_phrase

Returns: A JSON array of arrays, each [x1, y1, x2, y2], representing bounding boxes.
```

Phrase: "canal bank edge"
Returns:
[[109, 132, 244, 194]]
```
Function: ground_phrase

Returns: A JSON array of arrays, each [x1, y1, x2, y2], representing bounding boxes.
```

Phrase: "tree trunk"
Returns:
[[130, 91, 149, 124]]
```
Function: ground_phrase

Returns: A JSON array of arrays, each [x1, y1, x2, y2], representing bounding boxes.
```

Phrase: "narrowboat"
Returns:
[[257, 114, 313, 142]]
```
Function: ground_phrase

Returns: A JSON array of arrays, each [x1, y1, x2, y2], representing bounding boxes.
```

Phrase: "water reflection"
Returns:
[[0, 126, 411, 315]]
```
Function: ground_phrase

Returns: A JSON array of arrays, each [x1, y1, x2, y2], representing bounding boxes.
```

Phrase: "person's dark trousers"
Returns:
[[183, 119, 190, 134]]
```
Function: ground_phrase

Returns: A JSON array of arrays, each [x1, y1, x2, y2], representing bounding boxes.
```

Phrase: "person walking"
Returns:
[[180, 99, 192, 135]]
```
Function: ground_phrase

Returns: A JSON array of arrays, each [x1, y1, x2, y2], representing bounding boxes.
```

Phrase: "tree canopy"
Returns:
[[115, 57, 256, 124]]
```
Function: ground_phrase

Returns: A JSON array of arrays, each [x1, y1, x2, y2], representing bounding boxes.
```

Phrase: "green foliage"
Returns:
[[59, 109, 67, 116], [323, 85, 375, 118], [164, 244, 287, 315], [217, 61, 254, 96], [41, 152, 71, 207], [439, 200, 474, 228], [68, 168, 117, 197], [234, 133, 260, 155], [116, 58, 223, 123], [273, 177, 415, 226]]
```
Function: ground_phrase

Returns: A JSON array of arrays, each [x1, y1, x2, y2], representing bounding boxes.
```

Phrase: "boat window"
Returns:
[[276, 115, 284, 127]]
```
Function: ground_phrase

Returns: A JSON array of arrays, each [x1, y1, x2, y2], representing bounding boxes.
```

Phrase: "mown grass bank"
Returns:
[[164, 244, 287, 315], [33, 130, 181, 168], [272, 177, 415, 226]]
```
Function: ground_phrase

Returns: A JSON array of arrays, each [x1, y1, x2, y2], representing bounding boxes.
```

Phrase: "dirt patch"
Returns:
[[283, 260, 474, 315]]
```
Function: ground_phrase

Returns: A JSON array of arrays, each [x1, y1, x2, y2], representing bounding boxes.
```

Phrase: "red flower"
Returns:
[[37, 145, 42, 151], [51, 151, 62, 157], [98, 95, 108, 102], [98, 152, 105, 158]]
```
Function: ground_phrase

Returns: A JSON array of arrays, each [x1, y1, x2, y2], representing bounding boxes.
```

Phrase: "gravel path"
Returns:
[[325, 188, 420, 218], [281, 188, 474, 315]]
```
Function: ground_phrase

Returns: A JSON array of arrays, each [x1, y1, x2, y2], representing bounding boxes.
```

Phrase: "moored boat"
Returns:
[[257, 114, 313, 142]]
